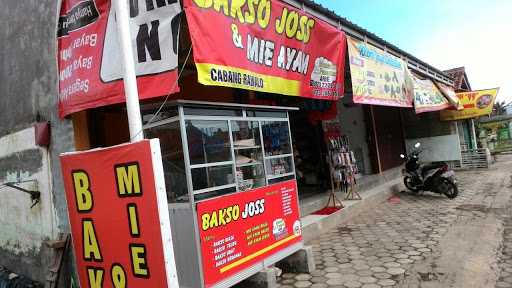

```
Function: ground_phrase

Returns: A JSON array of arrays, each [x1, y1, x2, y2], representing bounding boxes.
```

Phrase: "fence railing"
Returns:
[[456, 148, 490, 169]]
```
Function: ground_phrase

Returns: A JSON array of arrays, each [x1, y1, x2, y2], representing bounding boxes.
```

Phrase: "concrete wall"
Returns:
[[337, 102, 373, 175], [0, 0, 76, 284], [402, 109, 461, 163], [402, 110, 456, 139], [0, 127, 57, 281], [405, 135, 462, 162]]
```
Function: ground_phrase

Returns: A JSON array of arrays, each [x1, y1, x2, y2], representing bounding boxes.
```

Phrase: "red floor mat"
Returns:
[[312, 206, 342, 215]]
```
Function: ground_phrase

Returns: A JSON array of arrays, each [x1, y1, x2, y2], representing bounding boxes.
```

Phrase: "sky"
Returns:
[[316, 0, 512, 104]]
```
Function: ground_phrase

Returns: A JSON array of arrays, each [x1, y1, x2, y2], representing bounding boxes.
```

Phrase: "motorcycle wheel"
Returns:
[[442, 178, 458, 199], [404, 176, 420, 192]]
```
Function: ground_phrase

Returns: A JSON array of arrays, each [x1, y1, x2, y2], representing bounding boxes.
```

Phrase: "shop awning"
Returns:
[[435, 82, 464, 110], [411, 75, 450, 114], [346, 36, 414, 108], [440, 88, 500, 121], [183, 0, 347, 101]]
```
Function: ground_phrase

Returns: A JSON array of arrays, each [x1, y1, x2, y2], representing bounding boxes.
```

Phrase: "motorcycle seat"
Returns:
[[421, 162, 446, 177]]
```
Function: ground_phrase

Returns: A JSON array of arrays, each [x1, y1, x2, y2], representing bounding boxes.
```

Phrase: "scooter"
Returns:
[[400, 142, 458, 199]]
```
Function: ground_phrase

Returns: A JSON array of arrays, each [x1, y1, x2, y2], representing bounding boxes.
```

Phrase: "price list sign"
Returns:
[[196, 180, 303, 287]]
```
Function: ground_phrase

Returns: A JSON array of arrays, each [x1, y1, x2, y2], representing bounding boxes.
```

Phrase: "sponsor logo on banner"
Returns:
[[347, 37, 414, 107], [183, 0, 347, 100], [197, 180, 302, 287], [57, 0, 181, 118], [440, 88, 500, 121], [412, 75, 450, 114], [60, 140, 179, 287]]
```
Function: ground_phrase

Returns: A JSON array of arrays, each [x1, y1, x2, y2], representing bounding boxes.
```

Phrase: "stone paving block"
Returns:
[[278, 166, 512, 288], [361, 284, 381, 288]]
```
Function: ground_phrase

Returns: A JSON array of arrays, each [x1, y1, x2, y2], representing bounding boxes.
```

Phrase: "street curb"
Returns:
[[301, 178, 404, 243]]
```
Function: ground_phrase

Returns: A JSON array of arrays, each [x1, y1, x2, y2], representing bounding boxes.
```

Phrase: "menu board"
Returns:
[[196, 180, 302, 287]]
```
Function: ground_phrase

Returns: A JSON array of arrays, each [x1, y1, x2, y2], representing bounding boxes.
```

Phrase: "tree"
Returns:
[[492, 101, 507, 116]]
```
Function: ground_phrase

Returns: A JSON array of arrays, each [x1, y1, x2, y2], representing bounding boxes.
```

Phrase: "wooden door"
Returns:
[[372, 106, 406, 171]]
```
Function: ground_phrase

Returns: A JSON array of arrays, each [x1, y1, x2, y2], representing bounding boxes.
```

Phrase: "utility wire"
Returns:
[[130, 44, 193, 142]]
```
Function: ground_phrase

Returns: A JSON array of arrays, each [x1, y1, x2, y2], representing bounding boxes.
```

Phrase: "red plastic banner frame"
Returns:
[[60, 139, 179, 287], [57, 0, 181, 118]]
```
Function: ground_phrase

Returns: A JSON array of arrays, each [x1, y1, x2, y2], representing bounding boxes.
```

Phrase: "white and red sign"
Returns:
[[57, 0, 181, 118], [196, 180, 303, 287]]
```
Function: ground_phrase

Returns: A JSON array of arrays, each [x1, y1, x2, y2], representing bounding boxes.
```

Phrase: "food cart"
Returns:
[[142, 100, 303, 288]]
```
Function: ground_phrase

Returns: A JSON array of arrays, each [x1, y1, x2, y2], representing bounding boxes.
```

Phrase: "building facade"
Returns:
[[0, 0, 464, 286]]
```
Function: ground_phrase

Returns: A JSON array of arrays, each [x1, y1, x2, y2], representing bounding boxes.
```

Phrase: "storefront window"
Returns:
[[191, 165, 235, 191], [262, 121, 294, 184], [186, 120, 232, 165], [262, 121, 292, 156], [144, 121, 188, 202], [246, 110, 287, 118], [184, 107, 242, 117], [265, 156, 294, 179], [144, 102, 297, 202], [142, 106, 178, 125], [232, 121, 265, 191]]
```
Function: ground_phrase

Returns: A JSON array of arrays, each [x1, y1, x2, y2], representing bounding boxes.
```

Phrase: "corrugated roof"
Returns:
[[295, 0, 454, 84], [443, 66, 471, 91]]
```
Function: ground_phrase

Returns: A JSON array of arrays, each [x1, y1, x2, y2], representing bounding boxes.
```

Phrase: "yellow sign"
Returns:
[[412, 75, 450, 114], [440, 88, 499, 121], [436, 82, 463, 110], [347, 37, 414, 107]]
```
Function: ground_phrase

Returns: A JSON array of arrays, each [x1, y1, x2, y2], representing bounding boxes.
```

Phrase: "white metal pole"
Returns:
[[470, 119, 478, 149], [113, 0, 144, 142]]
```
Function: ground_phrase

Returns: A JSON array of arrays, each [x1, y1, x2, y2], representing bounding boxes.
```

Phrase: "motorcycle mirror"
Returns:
[[400, 154, 405, 159], [414, 142, 421, 148]]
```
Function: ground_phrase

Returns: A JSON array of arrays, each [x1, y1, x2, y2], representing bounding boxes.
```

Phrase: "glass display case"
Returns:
[[141, 100, 301, 288], [143, 100, 298, 203]]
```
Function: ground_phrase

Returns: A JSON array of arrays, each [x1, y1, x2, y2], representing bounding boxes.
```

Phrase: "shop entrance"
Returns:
[[289, 112, 329, 198], [372, 106, 406, 171]]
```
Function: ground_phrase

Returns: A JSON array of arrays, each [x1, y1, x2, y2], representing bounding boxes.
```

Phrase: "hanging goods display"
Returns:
[[323, 121, 361, 201]]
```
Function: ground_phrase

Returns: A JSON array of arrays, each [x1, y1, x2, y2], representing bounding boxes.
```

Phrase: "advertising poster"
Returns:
[[347, 37, 414, 107], [57, 0, 181, 118], [412, 75, 450, 114], [440, 88, 499, 121], [197, 180, 303, 287], [60, 140, 178, 287], [183, 0, 347, 100], [436, 82, 463, 110]]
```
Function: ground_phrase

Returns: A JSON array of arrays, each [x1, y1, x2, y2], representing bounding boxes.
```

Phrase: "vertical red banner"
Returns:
[[60, 140, 178, 287]]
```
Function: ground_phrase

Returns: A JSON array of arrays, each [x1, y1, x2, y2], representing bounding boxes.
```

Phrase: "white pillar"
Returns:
[[470, 119, 478, 149], [113, 0, 144, 142]]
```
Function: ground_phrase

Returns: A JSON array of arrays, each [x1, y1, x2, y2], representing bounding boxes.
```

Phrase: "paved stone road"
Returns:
[[496, 173, 512, 288], [278, 155, 512, 288]]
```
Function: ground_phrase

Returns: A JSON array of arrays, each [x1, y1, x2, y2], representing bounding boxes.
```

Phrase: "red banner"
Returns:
[[60, 140, 178, 287], [57, 0, 181, 118], [184, 0, 346, 100], [197, 180, 302, 287]]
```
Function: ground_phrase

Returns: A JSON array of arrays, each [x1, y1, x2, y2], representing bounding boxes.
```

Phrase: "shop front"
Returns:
[[57, 0, 349, 285], [55, 0, 467, 286], [141, 100, 302, 287]]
